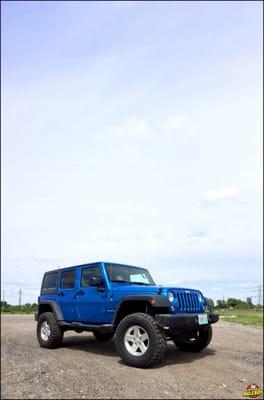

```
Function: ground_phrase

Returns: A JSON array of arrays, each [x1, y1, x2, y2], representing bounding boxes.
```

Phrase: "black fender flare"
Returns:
[[37, 300, 64, 321], [112, 295, 170, 325]]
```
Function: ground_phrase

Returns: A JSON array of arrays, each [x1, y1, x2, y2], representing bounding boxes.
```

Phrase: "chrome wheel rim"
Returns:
[[40, 320, 51, 341], [124, 325, 149, 356]]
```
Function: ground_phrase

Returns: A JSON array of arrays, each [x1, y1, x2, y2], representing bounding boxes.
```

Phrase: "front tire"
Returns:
[[37, 312, 63, 348], [172, 325, 212, 352], [115, 313, 167, 368]]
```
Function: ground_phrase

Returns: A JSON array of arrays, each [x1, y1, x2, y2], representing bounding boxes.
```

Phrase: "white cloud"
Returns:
[[200, 186, 239, 206], [114, 117, 153, 139], [164, 115, 188, 132], [113, 114, 188, 141], [147, 208, 160, 218], [211, 287, 223, 292], [236, 282, 259, 288], [187, 229, 209, 238]]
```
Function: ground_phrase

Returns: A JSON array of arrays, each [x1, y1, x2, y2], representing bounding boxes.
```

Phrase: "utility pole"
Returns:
[[258, 285, 263, 305], [19, 289, 22, 309], [2, 289, 5, 311], [252, 285, 263, 306]]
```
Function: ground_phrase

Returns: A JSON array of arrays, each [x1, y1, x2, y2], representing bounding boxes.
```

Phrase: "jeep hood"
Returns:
[[110, 284, 204, 313], [110, 284, 203, 296]]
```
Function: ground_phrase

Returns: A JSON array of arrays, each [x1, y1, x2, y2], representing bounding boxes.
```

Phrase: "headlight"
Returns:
[[168, 291, 175, 302], [198, 293, 203, 303]]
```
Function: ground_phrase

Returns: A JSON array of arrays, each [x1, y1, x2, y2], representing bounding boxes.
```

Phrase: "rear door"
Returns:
[[57, 269, 77, 321], [74, 265, 107, 324]]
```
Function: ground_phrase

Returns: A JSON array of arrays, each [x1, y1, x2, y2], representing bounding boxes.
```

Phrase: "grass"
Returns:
[[217, 308, 263, 327]]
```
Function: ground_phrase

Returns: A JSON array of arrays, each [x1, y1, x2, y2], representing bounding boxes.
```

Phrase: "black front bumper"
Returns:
[[155, 312, 219, 328]]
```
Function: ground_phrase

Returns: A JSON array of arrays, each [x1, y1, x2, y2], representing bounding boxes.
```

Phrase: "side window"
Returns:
[[81, 266, 101, 287], [41, 272, 58, 294], [61, 270, 76, 289]]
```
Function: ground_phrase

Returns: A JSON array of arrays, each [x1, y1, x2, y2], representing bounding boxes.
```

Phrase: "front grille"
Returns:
[[175, 291, 200, 312]]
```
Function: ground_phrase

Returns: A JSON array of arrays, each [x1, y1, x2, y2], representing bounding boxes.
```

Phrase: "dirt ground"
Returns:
[[1, 315, 263, 399]]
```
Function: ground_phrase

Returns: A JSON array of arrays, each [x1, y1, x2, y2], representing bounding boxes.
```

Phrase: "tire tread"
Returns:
[[37, 312, 63, 348], [115, 312, 167, 368]]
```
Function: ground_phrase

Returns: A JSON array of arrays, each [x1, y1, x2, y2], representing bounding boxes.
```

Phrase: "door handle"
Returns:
[[58, 291, 64, 296]]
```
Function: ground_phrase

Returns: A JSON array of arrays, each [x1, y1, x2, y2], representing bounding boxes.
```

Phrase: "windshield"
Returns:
[[105, 264, 156, 286]]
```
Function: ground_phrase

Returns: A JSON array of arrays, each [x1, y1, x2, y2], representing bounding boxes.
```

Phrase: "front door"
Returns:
[[57, 269, 76, 321], [75, 265, 106, 324]]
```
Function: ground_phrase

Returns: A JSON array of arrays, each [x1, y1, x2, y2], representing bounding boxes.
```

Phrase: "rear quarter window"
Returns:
[[41, 272, 58, 295]]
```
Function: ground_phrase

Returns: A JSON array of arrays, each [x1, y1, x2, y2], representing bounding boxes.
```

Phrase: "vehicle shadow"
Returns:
[[153, 344, 216, 369], [62, 334, 117, 358], [62, 334, 216, 368]]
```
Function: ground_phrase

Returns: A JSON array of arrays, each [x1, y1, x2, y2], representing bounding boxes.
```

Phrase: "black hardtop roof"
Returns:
[[44, 261, 148, 275]]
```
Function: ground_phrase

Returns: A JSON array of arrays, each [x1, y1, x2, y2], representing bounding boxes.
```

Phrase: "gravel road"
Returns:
[[1, 315, 263, 399]]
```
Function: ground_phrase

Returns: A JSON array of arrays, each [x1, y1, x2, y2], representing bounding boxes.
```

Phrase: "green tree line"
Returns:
[[1, 301, 38, 313], [209, 297, 262, 310]]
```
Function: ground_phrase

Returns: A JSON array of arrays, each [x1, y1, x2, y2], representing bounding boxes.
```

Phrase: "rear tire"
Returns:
[[115, 313, 167, 368], [172, 325, 212, 352], [37, 312, 63, 348], [93, 331, 114, 341]]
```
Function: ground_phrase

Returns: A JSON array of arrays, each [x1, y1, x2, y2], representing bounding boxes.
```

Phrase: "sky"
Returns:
[[1, 1, 263, 305]]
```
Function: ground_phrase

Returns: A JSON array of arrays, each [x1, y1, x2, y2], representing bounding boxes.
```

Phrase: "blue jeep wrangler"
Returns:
[[35, 261, 219, 368]]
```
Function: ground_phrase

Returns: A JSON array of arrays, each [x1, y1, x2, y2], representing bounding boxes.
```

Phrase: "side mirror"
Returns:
[[91, 276, 104, 287]]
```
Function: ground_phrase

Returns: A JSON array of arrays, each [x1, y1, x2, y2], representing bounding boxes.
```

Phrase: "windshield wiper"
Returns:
[[111, 280, 131, 284], [130, 282, 151, 285]]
